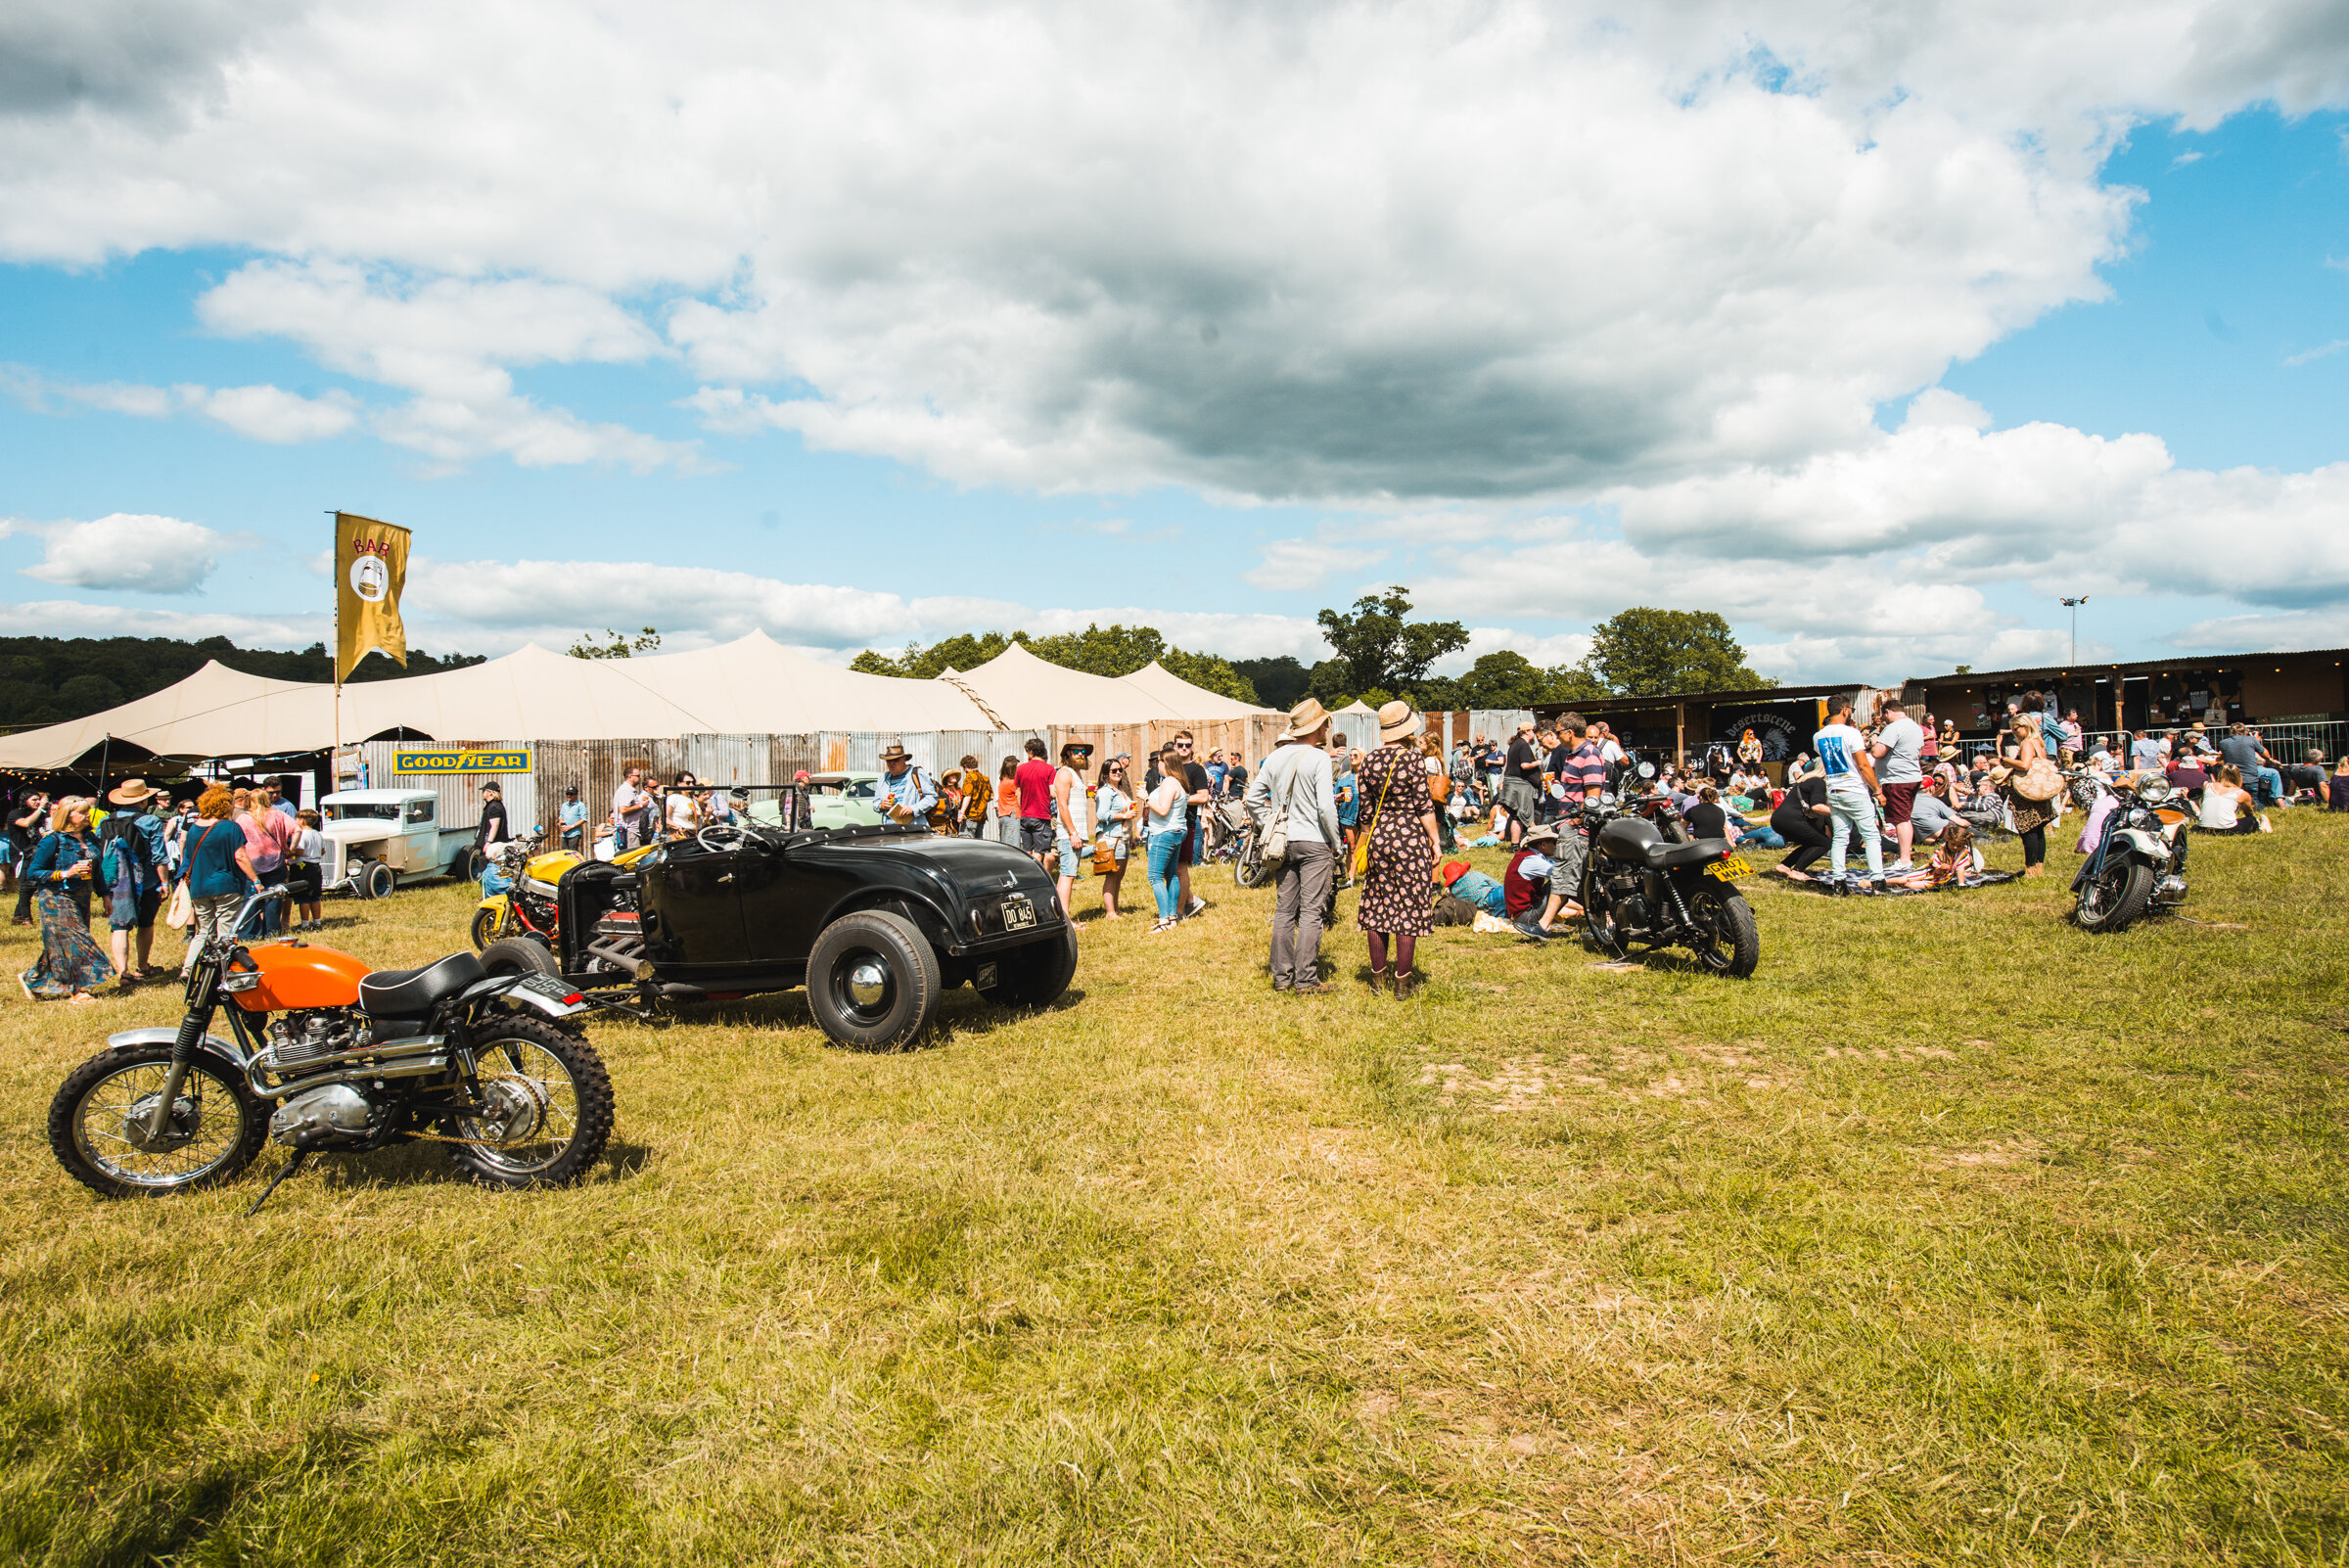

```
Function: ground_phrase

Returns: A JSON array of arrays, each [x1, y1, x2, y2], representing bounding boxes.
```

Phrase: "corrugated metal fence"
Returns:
[[354, 712, 1547, 837]]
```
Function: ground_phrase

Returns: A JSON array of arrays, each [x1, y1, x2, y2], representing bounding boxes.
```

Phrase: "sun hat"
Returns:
[[1281, 697, 1332, 741], [1438, 859, 1471, 886], [1520, 822, 1559, 847], [878, 740, 910, 761], [106, 778, 156, 806], [1516, 719, 1536, 734], [1377, 701, 1423, 743]]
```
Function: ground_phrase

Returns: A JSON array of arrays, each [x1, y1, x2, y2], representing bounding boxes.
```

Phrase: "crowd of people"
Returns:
[[8, 691, 2334, 1006], [5, 774, 326, 1004]]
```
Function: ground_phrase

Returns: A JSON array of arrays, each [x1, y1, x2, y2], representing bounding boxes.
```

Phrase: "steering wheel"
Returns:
[[695, 823, 749, 854]]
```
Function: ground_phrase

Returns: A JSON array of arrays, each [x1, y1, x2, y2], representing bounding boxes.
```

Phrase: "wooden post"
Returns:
[[1674, 702, 1686, 764]]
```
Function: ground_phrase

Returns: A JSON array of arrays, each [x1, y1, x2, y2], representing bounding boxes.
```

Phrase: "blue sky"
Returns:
[[3, 3, 2347, 683]]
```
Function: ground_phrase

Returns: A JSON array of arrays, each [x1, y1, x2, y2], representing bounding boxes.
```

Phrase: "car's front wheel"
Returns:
[[806, 910, 941, 1050], [977, 923, 1079, 1009]]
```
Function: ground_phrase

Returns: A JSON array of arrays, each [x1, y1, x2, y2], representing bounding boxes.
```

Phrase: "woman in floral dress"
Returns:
[[1354, 702, 1444, 998], [21, 797, 115, 1002]]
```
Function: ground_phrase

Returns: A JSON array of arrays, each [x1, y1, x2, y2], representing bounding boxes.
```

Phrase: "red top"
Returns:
[[1014, 759, 1056, 818], [1502, 848, 1547, 916]]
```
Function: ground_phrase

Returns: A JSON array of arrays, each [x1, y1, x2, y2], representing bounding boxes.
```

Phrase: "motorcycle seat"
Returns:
[[1641, 836, 1733, 870], [358, 950, 487, 1018]]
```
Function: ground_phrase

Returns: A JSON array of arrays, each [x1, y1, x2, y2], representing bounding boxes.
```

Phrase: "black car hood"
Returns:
[[801, 832, 1056, 902]]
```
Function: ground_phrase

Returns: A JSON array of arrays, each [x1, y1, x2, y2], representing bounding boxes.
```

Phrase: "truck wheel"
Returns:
[[806, 910, 940, 1051], [458, 848, 487, 883], [978, 923, 1079, 1009], [358, 861, 395, 900], [480, 936, 561, 979]]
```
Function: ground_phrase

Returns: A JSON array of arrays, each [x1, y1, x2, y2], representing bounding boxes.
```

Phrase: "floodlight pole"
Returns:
[[2060, 595, 2090, 668]]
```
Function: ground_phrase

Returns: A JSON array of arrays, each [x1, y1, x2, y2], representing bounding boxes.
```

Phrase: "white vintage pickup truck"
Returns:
[[319, 789, 484, 899]]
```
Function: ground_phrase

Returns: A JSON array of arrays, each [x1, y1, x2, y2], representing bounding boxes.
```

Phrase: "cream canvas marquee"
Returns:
[[0, 630, 1263, 769]]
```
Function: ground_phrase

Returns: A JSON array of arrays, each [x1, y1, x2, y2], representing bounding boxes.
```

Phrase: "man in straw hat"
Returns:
[[1499, 820, 1565, 941], [99, 777, 171, 979], [1245, 697, 1344, 992], [874, 740, 939, 825]]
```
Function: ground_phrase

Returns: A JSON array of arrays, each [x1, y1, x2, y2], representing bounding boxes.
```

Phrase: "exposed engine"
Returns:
[[1605, 873, 1652, 939], [269, 1083, 384, 1149], [583, 906, 644, 976], [265, 1009, 369, 1074]]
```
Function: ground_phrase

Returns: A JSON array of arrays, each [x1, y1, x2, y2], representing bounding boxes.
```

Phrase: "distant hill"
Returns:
[[0, 636, 484, 730]]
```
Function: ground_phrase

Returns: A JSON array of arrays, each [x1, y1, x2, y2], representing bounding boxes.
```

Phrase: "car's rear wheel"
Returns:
[[978, 923, 1079, 1009], [806, 910, 940, 1050]]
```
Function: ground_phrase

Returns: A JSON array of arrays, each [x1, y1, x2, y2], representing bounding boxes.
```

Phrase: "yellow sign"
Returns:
[[394, 750, 531, 774], [336, 511, 411, 683]]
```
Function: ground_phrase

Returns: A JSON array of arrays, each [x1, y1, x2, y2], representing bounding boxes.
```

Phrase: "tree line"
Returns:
[[0, 637, 485, 731], [851, 593, 1773, 714]]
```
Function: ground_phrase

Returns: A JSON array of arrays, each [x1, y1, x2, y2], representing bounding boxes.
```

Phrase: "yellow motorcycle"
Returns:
[[472, 832, 660, 952]]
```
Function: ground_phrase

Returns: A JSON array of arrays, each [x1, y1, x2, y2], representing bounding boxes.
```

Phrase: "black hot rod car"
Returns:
[[483, 794, 1077, 1049]]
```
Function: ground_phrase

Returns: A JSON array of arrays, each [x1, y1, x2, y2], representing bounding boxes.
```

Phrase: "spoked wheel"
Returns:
[[1233, 834, 1271, 889], [1685, 887, 1762, 978], [806, 910, 942, 1050], [2075, 860, 2153, 932], [48, 1044, 267, 1198], [444, 1018, 614, 1188]]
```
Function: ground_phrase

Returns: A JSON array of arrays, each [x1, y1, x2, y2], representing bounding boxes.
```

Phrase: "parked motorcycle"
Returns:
[[49, 889, 613, 1208], [472, 832, 657, 953], [2072, 771, 2189, 932], [1572, 763, 1762, 977]]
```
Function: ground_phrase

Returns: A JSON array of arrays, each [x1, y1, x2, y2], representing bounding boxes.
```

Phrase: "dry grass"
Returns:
[[1, 811, 2345, 1565]]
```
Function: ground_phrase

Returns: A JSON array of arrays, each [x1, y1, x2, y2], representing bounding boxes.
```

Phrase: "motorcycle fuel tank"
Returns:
[[228, 943, 372, 1013]]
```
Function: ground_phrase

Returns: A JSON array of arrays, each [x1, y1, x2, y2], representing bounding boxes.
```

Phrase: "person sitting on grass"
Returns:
[[1437, 859, 1506, 917], [1881, 822, 1980, 889], [2195, 763, 2264, 834], [2327, 754, 2349, 810], [1502, 822, 1560, 940], [1768, 769, 1831, 879]]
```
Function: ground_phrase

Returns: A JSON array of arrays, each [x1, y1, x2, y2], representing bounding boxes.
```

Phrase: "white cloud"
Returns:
[[0, 1, 2340, 499], [12, 512, 233, 594], [0, 364, 358, 442], [1242, 538, 1388, 591], [0, 598, 325, 646]]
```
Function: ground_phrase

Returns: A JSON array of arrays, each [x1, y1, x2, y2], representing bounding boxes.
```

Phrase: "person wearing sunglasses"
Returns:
[[1167, 731, 1213, 918], [1092, 757, 1139, 918]]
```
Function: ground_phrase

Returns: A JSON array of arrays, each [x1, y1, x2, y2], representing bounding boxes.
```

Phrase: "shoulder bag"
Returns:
[[1351, 751, 1401, 879], [166, 822, 217, 929], [2012, 757, 2064, 803]]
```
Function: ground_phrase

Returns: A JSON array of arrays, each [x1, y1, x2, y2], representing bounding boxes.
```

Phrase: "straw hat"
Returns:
[[1281, 697, 1332, 741], [877, 739, 910, 761], [1377, 701, 1422, 744], [1519, 822, 1559, 847], [106, 777, 156, 806]]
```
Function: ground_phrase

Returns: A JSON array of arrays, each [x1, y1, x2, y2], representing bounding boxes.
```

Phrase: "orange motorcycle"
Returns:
[[49, 888, 613, 1209]]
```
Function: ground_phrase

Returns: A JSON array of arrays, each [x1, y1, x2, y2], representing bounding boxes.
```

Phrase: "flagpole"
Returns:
[[328, 509, 341, 795]]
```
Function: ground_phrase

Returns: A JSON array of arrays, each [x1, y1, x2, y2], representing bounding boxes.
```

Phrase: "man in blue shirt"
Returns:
[[1439, 859, 1506, 917], [558, 786, 588, 852], [874, 741, 939, 824]]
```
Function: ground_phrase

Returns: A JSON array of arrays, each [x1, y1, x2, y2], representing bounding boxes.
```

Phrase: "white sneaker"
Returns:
[[1186, 897, 1208, 918], [1886, 859, 1914, 873]]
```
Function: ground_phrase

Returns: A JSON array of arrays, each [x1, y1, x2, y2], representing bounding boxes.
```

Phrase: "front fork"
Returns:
[[145, 967, 222, 1141]]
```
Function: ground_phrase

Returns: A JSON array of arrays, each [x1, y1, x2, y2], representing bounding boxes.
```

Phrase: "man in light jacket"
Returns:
[[1246, 698, 1346, 993]]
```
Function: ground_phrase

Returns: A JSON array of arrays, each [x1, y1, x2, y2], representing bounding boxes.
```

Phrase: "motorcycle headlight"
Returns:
[[2136, 778, 2171, 804]]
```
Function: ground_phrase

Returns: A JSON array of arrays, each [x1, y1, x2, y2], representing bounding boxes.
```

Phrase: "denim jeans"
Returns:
[[2255, 765, 2285, 806], [1738, 824, 1786, 850], [1146, 830, 1184, 920], [1827, 785, 1883, 879]]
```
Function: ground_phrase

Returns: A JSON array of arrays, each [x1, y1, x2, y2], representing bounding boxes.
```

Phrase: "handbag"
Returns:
[[165, 879, 193, 929], [1090, 839, 1119, 875], [1351, 754, 1401, 879], [2013, 758, 2064, 803]]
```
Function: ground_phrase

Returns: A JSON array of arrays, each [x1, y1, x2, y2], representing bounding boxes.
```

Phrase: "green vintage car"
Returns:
[[749, 772, 887, 832]]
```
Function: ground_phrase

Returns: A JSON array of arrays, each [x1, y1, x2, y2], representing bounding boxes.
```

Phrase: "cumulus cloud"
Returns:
[[1242, 538, 1388, 591], [0, 0, 2340, 499], [11, 513, 233, 593], [0, 597, 326, 646], [0, 364, 359, 442]]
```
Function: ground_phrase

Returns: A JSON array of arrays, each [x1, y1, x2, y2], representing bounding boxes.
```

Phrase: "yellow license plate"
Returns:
[[1706, 853, 1755, 880]]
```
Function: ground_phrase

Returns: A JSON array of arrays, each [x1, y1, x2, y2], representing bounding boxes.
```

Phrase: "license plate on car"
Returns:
[[1706, 853, 1755, 880], [1001, 896, 1036, 931]]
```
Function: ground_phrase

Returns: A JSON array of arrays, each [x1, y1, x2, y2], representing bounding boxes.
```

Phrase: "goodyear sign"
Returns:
[[392, 749, 531, 775]]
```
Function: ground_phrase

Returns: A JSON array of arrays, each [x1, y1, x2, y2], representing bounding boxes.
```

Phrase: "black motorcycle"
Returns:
[[48, 888, 612, 1209], [2072, 771, 2188, 932], [1571, 765, 1762, 977]]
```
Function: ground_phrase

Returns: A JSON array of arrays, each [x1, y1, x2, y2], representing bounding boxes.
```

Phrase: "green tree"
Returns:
[[569, 626, 662, 660], [1314, 587, 1469, 699], [1458, 651, 1606, 710], [1579, 608, 1771, 696], [851, 625, 1259, 703], [1231, 656, 1311, 711]]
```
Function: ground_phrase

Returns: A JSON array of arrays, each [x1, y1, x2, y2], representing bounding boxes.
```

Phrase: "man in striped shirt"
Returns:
[[1519, 714, 1606, 940]]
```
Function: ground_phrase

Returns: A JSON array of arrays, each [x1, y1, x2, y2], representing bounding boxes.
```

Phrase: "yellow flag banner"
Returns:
[[335, 512, 410, 683]]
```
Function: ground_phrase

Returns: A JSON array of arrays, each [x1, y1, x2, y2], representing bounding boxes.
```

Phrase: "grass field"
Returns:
[[2, 810, 2345, 1565]]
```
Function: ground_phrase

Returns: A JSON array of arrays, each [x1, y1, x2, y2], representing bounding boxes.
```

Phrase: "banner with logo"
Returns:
[[335, 512, 410, 683]]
